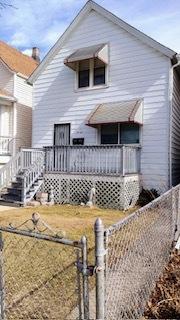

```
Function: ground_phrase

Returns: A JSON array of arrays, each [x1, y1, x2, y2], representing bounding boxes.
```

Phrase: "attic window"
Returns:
[[64, 44, 108, 89], [77, 58, 106, 88], [78, 60, 90, 88], [94, 58, 105, 86]]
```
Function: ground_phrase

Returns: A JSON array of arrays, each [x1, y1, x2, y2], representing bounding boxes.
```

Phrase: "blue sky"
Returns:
[[0, 0, 180, 58]]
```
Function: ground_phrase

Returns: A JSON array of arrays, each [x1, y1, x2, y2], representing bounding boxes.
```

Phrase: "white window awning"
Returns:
[[86, 99, 143, 126], [64, 43, 108, 70]]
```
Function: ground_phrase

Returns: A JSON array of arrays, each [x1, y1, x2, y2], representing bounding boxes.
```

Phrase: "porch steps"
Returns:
[[0, 174, 44, 205]]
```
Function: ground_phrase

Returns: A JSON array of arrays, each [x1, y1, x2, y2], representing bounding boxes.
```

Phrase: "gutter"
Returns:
[[169, 54, 180, 187]]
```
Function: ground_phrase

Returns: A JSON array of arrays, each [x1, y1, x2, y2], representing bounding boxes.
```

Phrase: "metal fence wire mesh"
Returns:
[[0, 218, 82, 320], [105, 185, 179, 319]]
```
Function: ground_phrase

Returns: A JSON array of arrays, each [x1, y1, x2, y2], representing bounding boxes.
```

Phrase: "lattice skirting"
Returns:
[[43, 174, 140, 210]]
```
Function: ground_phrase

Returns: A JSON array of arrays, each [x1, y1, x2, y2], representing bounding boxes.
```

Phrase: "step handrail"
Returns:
[[0, 152, 21, 191], [21, 156, 45, 204]]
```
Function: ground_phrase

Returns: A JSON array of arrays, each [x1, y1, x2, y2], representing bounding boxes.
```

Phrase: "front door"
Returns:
[[53, 124, 70, 171], [54, 124, 70, 146]]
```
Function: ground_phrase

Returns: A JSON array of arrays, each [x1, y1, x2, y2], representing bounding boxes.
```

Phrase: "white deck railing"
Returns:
[[0, 148, 45, 192], [20, 148, 45, 169], [0, 152, 21, 190], [0, 136, 12, 155], [21, 157, 44, 204], [44, 145, 140, 175]]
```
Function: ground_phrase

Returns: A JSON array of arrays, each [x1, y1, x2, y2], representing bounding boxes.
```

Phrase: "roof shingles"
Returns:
[[0, 40, 38, 77]]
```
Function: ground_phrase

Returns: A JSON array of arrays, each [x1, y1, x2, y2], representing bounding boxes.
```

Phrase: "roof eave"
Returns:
[[0, 58, 15, 74]]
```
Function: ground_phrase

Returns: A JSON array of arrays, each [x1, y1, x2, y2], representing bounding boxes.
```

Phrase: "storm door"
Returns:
[[54, 124, 70, 146]]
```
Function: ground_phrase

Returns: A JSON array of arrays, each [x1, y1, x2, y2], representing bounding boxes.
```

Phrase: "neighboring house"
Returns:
[[1, 0, 180, 208], [0, 41, 38, 167]]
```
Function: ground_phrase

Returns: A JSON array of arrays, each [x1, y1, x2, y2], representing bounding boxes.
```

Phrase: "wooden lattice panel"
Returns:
[[95, 180, 123, 209], [44, 174, 140, 210]]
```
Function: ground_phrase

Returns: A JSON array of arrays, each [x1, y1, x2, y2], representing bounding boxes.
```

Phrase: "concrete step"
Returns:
[[1, 193, 21, 203], [7, 187, 22, 196], [11, 181, 22, 188]]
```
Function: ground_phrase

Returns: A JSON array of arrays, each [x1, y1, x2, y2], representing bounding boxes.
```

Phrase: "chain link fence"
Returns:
[[0, 186, 179, 320], [0, 214, 86, 320], [104, 185, 180, 319]]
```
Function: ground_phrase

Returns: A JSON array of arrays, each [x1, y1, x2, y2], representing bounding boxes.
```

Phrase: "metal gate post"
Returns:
[[0, 232, 5, 320], [76, 249, 82, 320], [81, 236, 89, 320], [174, 187, 180, 242], [95, 218, 105, 320]]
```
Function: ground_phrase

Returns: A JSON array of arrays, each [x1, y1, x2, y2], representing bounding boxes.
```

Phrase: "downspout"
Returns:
[[169, 54, 180, 187]]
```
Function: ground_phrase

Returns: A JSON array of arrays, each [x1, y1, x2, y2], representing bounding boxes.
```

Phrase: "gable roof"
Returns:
[[0, 40, 38, 77], [29, 0, 177, 84]]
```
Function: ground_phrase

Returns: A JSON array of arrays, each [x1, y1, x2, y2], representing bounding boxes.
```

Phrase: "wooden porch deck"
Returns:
[[44, 145, 140, 176]]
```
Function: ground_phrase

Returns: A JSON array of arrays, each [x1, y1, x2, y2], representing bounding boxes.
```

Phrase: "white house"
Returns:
[[17, 0, 180, 207], [0, 41, 38, 167]]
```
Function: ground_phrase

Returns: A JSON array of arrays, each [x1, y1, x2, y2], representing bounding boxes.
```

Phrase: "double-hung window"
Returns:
[[78, 60, 90, 88], [78, 58, 106, 89]]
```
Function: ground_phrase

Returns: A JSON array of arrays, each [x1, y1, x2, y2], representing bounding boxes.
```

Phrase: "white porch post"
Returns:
[[122, 145, 126, 176], [12, 102, 17, 156]]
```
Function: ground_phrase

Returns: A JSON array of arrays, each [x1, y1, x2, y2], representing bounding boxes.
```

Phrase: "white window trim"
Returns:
[[75, 58, 109, 92], [99, 123, 141, 145]]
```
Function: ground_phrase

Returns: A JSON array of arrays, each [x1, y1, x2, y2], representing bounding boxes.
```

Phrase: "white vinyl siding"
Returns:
[[0, 61, 14, 94], [171, 70, 180, 186], [15, 75, 33, 107], [32, 10, 170, 191]]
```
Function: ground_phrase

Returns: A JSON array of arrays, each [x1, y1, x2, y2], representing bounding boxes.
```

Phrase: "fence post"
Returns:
[[81, 236, 89, 320], [95, 218, 105, 320], [171, 187, 177, 243], [174, 187, 180, 242], [0, 232, 5, 320]]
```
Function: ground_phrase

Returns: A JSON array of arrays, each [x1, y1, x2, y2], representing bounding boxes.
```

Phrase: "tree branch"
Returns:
[[0, 1, 17, 10]]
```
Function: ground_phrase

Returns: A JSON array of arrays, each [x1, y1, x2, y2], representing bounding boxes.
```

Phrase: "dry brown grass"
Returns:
[[0, 204, 134, 319], [0, 204, 134, 247]]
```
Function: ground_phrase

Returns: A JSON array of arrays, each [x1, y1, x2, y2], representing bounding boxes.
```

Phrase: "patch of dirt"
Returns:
[[144, 250, 180, 319]]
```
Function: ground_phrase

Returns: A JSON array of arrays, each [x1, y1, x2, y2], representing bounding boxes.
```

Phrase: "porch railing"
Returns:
[[0, 136, 12, 155], [44, 145, 140, 175], [0, 148, 45, 192], [20, 148, 45, 169]]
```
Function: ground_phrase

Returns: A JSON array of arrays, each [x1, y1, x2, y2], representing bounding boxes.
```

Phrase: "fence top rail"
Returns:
[[0, 213, 82, 248], [0, 226, 82, 248], [44, 144, 141, 149], [106, 184, 179, 236]]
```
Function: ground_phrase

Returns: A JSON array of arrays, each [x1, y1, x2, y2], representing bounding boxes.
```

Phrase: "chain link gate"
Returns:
[[0, 213, 93, 320]]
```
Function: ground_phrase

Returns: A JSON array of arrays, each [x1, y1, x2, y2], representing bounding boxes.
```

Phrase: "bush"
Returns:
[[137, 188, 160, 206]]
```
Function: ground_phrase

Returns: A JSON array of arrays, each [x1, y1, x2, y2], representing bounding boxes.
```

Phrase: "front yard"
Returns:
[[0, 204, 133, 319], [0, 204, 133, 247]]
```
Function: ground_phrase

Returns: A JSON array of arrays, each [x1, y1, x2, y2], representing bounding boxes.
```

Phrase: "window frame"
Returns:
[[75, 58, 108, 91], [99, 123, 140, 145]]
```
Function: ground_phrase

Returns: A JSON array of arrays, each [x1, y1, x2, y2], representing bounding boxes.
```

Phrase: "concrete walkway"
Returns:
[[0, 204, 17, 212]]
